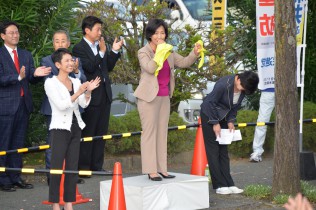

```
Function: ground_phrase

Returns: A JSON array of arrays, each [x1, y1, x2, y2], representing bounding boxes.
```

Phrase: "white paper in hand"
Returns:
[[216, 129, 242, 145]]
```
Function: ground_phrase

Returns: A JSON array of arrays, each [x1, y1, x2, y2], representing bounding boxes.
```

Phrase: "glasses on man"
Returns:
[[6, 31, 20, 36]]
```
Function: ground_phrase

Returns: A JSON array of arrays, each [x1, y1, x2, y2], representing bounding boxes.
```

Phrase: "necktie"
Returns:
[[12, 49, 24, 96], [12, 50, 20, 73]]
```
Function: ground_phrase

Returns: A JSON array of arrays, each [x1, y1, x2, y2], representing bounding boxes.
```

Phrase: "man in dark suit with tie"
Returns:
[[0, 20, 51, 192], [73, 16, 123, 173], [40, 30, 86, 185]]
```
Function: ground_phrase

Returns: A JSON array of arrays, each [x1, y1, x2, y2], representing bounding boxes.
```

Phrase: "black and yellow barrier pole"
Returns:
[[0, 145, 50, 156], [0, 167, 112, 176], [1, 119, 315, 156], [80, 123, 199, 142]]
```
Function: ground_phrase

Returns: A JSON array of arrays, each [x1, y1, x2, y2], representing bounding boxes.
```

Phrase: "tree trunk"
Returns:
[[272, 0, 300, 196]]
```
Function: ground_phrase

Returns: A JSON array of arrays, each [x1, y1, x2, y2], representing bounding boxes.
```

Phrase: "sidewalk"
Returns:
[[0, 154, 315, 210]]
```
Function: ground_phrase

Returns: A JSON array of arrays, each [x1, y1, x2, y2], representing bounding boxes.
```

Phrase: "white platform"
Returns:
[[100, 172, 209, 210]]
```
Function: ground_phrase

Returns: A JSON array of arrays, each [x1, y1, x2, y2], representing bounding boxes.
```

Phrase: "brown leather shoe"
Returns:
[[13, 180, 33, 189]]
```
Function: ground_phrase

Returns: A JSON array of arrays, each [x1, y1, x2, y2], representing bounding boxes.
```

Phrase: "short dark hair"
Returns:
[[81, 16, 103, 35], [237, 71, 259, 95], [51, 48, 72, 64], [145, 19, 169, 42], [0, 20, 19, 34]]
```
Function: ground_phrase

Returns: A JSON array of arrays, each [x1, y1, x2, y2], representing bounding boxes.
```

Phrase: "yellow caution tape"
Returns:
[[50, 169, 63, 175], [178, 125, 187, 130], [0, 167, 5, 172], [17, 148, 28, 153], [313, 119, 316, 122], [79, 171, 92, 176], [22, 168, 35, 173], [0, 151, 6, 156]]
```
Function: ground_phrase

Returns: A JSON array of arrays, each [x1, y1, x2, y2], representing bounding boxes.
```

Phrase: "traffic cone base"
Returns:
[[42, 161, 92, 205]]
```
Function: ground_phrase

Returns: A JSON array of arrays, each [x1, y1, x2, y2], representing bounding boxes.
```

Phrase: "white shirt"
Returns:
[[4, 44, 22, 81]]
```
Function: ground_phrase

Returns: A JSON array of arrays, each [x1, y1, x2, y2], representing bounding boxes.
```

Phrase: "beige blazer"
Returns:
[[134, 43, 198, 102]]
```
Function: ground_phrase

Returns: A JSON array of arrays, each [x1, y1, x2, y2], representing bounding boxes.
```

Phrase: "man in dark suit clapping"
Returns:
[[40, 30, 86, 185], [0, 20, 51, 192], [73, 16, 123, 174]]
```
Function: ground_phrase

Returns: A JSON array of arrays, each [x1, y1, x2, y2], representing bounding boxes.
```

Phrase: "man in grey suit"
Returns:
[[40, 30, 86, 185]]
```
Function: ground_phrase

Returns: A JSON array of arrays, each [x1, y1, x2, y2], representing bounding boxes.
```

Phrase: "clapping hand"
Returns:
[[87, 76, 101, 92], [73, 58, 79, 74], [112, 37, 124, 51], [99, 37, 106, 53], [19, 66, 26, 80], [34, 66, 52, 77]]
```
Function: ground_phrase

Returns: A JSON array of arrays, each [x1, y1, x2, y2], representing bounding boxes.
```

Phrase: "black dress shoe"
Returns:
[[148, 174, 162, 181], [158, 172, 176, 179], [13, 180, 33, 189], [1, 185, 16, 192], [77, 178, 85, 184]]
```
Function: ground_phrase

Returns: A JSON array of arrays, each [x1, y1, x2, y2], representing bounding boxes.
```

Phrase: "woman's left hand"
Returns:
[[194, 43, 202, 56], [87, 76, 101, 92], [228, 122, 235, 133]]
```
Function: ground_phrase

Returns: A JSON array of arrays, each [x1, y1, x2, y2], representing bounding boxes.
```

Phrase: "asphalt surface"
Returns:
[[1, 154, 315, 210]]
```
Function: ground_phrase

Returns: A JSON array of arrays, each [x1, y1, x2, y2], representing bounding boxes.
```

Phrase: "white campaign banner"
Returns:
[[256, 0, 307, 89], [295, 0, 308, 86], [256, 0, 275, 90]]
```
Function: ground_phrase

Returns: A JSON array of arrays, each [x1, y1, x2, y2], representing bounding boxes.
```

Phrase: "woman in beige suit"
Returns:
[[134, 19, 201, 181]]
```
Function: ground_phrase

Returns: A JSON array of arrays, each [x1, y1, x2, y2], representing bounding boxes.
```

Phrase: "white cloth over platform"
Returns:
[[100, 172, 209, 210]]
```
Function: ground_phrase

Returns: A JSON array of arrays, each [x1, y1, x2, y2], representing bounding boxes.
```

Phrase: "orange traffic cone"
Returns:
[[108, 162, 126, 210], [42, 161, 92, 205], [191, 117, 208, 176]]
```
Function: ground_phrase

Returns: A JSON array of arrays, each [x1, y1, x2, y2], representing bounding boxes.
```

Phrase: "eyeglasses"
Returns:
[[6, 31, 20, 36]]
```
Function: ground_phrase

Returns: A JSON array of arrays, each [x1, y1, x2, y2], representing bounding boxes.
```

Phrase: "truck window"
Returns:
[[182, 0, 212, 21]]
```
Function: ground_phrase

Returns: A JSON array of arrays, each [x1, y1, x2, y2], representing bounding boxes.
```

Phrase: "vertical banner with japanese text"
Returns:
[[256, 0, 308, 89], [210, 0, 226, 66], [256, 0, 275, 90], [295, 0, 308, 86], [212, 0, 226, 30]]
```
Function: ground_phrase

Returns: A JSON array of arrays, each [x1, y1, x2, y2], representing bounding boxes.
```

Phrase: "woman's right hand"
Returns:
[[213, 124, 221, 138]]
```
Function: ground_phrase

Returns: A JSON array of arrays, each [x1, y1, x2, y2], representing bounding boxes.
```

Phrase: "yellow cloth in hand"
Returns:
[[153, 43, 173, 76], [196, 40, 206, 69]]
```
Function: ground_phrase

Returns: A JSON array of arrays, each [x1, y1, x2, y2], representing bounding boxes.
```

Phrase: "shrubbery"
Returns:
[[106, 110, 196, 156], [26, 102, 316, 158]]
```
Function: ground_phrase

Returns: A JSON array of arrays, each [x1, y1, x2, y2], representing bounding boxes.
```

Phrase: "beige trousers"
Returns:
[[137, 96, 170, 174]]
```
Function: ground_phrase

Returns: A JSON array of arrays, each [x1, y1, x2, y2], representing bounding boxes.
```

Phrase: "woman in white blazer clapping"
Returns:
[[44, 48, 100, 210]]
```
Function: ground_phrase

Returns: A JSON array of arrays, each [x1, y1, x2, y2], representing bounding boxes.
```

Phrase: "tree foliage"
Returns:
[[0, 0, 84, 145], [77, 0, 254, 111]]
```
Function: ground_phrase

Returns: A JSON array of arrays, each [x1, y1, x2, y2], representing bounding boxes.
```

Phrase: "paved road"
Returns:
[[1, 155, 315, 210]]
